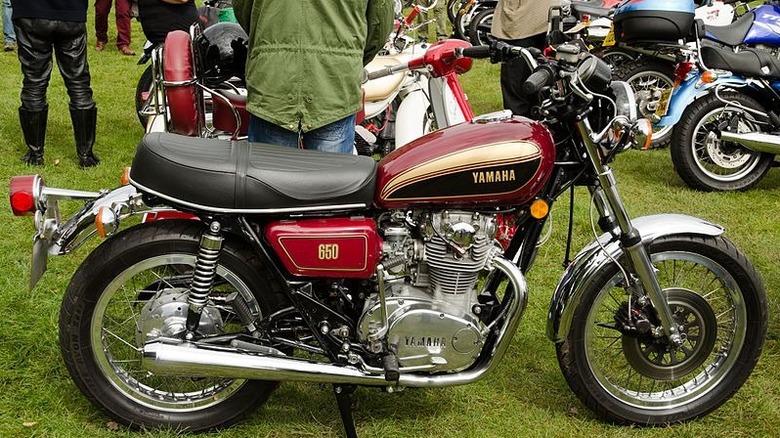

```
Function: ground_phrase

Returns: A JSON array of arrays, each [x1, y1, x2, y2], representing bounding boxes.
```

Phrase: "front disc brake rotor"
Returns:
[[621, 289, 718, 380]]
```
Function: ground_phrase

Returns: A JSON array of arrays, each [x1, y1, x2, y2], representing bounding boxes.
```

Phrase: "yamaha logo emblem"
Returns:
[[472, 169, 516, 184]]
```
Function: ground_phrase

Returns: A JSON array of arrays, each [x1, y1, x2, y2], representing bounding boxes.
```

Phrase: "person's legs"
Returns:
[[53, 20, 99, 167], [248, 114, 300, 148], [302, 114, 356, 154], [94, 0, 111, 50], [2, 0, 16, 49], [499, 33, 546, 117], [15, 18, 53, 165], [114, 0, 133, 54]]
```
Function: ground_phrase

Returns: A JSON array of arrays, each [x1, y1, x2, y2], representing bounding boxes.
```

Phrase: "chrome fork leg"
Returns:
[[186, 221, 224, 335], [577, 120, 681, 345]]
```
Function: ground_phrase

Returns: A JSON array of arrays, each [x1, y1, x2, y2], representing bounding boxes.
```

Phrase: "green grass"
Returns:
[[2, 13, 780, 438]]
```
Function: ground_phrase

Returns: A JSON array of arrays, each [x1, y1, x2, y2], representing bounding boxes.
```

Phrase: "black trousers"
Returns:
[[499, 33, 547, 117], [14, 18, 95, 111]]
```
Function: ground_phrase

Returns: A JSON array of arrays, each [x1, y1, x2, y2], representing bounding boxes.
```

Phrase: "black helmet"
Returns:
[[195, 22, 248, 84]]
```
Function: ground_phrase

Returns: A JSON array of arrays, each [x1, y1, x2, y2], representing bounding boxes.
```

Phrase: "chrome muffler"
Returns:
[[141, 257, 528, 388], [718, 130, 780, 154]]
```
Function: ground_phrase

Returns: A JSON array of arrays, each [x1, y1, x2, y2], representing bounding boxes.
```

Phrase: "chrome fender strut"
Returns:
[[546, 213, 723, 343]]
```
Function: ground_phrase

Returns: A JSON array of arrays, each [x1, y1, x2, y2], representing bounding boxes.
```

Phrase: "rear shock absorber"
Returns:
[[186, 221, 224, 336]]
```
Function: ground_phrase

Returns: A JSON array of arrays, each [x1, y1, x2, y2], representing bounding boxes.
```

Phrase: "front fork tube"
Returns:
[[576, 121, 682, 345], [185, 220, 224, 336]]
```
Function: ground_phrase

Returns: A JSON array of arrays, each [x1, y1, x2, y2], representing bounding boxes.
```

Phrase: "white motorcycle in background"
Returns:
[[357, 0, 476, 156]]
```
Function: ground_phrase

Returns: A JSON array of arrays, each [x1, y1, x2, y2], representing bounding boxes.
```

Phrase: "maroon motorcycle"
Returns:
[[9, 42, 767, 436]]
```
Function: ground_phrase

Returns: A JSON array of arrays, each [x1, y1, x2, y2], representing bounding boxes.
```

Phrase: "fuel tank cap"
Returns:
[[471, 109, 513, 124]]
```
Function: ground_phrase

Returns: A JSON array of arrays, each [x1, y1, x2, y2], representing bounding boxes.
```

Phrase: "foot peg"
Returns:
[[382, 347, 400, 382]]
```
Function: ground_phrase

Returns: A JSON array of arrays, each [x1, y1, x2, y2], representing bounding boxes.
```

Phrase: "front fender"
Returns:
[[546, 214, 724, 343], [656, 74, 748, 127]]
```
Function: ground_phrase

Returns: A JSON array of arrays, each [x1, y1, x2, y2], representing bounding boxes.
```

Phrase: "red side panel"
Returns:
[[164, 30, 199, 136], [265, 217, 382, 279]]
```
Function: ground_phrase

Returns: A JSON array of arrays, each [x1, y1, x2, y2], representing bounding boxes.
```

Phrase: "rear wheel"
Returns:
[[59, 220, 287, 431], [671, 91, 774, 191], [558, 235, 767, 424], [612, 58, 675, 148]]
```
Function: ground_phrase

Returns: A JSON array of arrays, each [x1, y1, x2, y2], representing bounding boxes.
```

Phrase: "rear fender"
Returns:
[[546, 214, 724, 343], [656, 73, 748, 127]]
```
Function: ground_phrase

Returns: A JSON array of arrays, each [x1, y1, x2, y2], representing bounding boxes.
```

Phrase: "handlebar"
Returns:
[[522, 66, 555, 96], [366, 63, 410, 81], [456, 45, 492, 59]]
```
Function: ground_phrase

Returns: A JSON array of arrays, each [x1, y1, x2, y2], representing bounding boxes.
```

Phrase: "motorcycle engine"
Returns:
[[358, 210, 501, 373]]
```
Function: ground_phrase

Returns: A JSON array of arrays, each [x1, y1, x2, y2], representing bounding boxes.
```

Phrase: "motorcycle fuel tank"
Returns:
[[376, 116, 556, 208], [265, 217, 382, 279]]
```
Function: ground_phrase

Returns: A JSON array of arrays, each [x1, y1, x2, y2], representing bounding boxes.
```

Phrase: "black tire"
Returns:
[[670, 91, 774, 191], [468, 8, 494, 46], [612, 58, 675, 148], [447, 0, 462, 25], [557, 235, 767, 425], [453, 4, 480, 40], [59, 220, 288, 431], [135, 65, 153, 128]]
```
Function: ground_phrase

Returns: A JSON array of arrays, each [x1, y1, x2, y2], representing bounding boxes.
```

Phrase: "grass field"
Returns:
[[1, 13, 780, 438]]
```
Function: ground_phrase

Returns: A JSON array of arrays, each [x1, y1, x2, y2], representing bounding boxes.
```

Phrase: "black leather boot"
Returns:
[[19, 107, 48, 166], [70, 107, 100, 167]]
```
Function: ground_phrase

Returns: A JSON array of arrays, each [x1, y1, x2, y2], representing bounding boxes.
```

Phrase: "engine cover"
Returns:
[[359, 283, 484, 373]]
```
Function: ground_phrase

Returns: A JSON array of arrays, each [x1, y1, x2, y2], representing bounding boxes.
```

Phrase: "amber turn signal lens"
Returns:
[[700, 70, 718, 84], [121, 167, 131, 186], [529, 199, 550, 219]]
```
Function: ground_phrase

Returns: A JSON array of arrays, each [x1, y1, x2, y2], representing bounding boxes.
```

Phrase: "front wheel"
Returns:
[[671, 91, 774, 191], [557, 235, 767, 424], [59, 220, 287, 431]]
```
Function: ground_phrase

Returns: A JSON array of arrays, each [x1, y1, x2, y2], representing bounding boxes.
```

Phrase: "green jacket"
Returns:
[[233, 0, 394, 132]]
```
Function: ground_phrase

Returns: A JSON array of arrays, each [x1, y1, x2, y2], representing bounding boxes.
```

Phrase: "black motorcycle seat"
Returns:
[[129, 133, 378, 213], [570, 2, 613, 19], [704, 11, 754, 46], [701, 43, 780, 79]]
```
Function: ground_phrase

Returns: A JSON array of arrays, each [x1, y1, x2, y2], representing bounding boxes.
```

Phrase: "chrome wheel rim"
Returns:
[[627, 70, 673, 142], [692, 107, 762, 182], [583, 250, 746, 409], [90, 254, 256, 411]]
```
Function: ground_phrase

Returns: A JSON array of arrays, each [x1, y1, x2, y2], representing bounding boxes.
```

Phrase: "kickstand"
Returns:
[[333, 384, 358, 438]]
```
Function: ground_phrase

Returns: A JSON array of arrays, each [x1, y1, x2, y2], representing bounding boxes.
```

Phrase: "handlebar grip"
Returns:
[[522, 67, 554, 96], [458, 45, 492, 59], [367, 66, 396, 81]]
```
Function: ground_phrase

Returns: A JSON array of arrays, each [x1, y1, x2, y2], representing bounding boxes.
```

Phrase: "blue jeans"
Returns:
[[2, 0, 15, 43], [248, 114, 356, 154]]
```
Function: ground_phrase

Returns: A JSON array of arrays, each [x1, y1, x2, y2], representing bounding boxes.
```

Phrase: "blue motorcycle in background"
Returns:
[[656, 1, 780, 191]]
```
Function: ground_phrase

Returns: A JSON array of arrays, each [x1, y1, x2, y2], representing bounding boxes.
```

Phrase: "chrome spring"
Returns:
[[187, 222, 224, 322]]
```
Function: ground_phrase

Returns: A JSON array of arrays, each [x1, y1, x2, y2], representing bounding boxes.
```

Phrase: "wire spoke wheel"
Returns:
[[671, 91, 773, 191], [91, 254, 248, 411], [60, 221, 284, 430], [691, 107, 762, 182], [584, 250, 743, 409], [558, 236, 767, 424]]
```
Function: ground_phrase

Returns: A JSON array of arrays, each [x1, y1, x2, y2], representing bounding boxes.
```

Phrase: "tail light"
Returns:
[[10, 175, 43, 216], [673, 61, 694, 86]]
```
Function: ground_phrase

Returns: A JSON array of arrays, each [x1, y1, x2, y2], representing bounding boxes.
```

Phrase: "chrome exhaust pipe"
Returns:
[[718, 131, 780, 155], [142, 257, 527, 388]]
